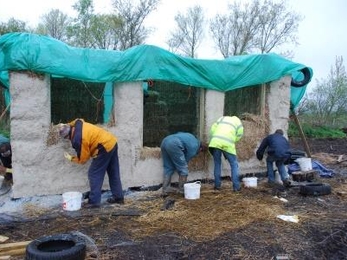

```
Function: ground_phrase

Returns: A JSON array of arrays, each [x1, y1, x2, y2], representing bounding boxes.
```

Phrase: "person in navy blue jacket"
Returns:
[[256, 129, 291, 187], [160, 132, 205, 196]]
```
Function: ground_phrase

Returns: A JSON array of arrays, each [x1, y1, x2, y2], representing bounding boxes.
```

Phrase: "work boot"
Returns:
[[178, 175, 187, 194], [283, 178, 291, 188], [107, 196, 124, 204], [162, 175, 172, 196]]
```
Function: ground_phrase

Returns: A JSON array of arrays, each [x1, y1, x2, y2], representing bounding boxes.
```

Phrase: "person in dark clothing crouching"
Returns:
[[256, 129, 291, 187]]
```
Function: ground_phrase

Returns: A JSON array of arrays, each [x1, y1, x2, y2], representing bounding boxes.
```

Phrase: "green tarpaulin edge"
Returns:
[[0, 32, 313, 119]]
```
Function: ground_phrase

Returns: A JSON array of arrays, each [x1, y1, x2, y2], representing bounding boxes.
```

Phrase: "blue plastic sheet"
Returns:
[[288, 160, 335, 178]]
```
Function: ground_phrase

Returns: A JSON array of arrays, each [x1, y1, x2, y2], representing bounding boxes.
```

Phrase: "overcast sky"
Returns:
[[0, 0, 346, 90]]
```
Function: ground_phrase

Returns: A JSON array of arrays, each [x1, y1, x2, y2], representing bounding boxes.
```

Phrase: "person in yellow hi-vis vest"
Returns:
[[208, 116, 244, 192]]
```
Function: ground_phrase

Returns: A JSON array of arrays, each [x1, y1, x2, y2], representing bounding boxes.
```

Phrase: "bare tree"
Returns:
[[36, 9, 71, 41], [167, 5, 205, 58], [255, 0, 302, 54], [210, 0, 302, 57], [210, 1, 261, 57], [111, 0, 160, 50], [303, 56, 347, 126]]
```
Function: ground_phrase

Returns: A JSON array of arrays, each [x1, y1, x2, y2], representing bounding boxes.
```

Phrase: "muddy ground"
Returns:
[[1, 137, 347, 260]]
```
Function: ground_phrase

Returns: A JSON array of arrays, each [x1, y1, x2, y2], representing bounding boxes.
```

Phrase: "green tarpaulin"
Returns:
[[0, 32, 313, 109]]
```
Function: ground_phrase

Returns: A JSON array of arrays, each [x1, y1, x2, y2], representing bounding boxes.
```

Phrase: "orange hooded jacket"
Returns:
[[68, 119, 117, 164]]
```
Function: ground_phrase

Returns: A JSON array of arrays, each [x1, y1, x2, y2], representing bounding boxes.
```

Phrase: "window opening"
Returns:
[[51, 78, 105, 124], [143, 81, 200, 147]]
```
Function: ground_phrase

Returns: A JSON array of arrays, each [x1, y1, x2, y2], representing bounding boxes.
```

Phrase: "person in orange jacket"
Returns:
[[58, 119, 124, 208]]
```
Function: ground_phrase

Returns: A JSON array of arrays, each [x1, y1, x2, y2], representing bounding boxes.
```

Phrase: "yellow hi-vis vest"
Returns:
[[208, 116, 244, 155]]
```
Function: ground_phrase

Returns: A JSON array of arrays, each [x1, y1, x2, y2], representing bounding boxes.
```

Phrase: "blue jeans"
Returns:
[[161, 138, 188, 177], [211, 148, 240, 191], [266, 155, 288, 183], [88, 144, 123, 205]]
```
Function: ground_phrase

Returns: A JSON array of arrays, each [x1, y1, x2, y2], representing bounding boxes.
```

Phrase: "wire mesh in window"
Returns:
[[143, 81, 200, 147], [51, 78, 105, 124], [224, 85, 262, 116]]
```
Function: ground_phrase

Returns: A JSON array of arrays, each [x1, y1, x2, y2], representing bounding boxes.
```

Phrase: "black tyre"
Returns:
[[299, 183, 331, 196], [291, 67, 311, 87], [25, 233, 86, 260]]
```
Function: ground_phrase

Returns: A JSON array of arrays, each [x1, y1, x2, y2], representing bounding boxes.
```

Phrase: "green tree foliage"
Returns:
[[210, 0, 301, 57], [288, 121, 345, 139], [36, 9, 71, 41], [111, 0, 161, 50], [67, 0, 95, 47], [0, 18, 28, 35], [302, 56, 347, 127], [167, 5, 205, 58], [89, 14, 122, 49]]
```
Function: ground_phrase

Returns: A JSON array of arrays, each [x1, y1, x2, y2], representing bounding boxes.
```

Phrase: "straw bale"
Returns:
[[46, 123, 61, 146], [139, 146, 209, 171], [140, 147, 161, 160], [189, 151, 209, 171], [237, 113, 269, 161]]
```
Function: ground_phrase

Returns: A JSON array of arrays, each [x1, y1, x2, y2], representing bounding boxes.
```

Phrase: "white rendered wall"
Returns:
[[9, 72, 291, 198], [267, 76, 292, 136]]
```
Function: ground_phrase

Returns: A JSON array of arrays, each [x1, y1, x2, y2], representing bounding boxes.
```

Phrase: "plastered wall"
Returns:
[[10, 72, 291, 198]]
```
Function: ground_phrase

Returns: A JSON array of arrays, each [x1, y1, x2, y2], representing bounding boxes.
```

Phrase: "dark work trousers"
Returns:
[[0, 154, 12, 181], [88, 143, 123, 205]]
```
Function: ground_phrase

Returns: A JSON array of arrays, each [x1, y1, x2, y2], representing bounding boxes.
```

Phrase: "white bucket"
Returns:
[[295, 157, 312, 171], [242, 177, 258, 188], [184, 181, 201, 200], [62, 191, 82, 211]]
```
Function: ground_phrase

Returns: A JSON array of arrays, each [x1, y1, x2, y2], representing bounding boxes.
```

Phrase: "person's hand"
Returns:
[[64, 152, 73, 161], [0, 165, 6, 173], [256, 153, 263, 161]]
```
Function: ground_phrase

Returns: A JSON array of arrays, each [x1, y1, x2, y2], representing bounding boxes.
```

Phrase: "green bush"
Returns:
[[0, 118, 10, 138], [288, 122, 346, 138]]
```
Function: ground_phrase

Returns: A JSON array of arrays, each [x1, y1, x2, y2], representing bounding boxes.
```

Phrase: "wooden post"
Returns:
[[291, 110, 311, 158], [0, 241, 31, 257]]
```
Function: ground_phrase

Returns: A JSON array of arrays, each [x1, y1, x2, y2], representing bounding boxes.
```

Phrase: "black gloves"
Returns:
[[256, 152, 263, 161]]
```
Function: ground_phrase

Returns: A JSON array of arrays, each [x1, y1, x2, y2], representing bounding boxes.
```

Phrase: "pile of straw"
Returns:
[[127, 183, 286, 242], [46, 123, 61, 146]]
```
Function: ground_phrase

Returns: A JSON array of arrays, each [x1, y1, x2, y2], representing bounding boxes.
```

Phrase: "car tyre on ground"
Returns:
[[299, 183, 331, 196], [25, 233, 86, 260]]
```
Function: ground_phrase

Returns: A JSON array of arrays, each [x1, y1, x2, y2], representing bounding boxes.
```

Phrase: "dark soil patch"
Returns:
[[290, 137, 347, 155], [1, 138, 347, 260]]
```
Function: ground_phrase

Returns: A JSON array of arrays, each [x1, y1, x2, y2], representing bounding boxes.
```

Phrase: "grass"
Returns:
[[288, 121, 346, 138], [0, 119, 10, 138]]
